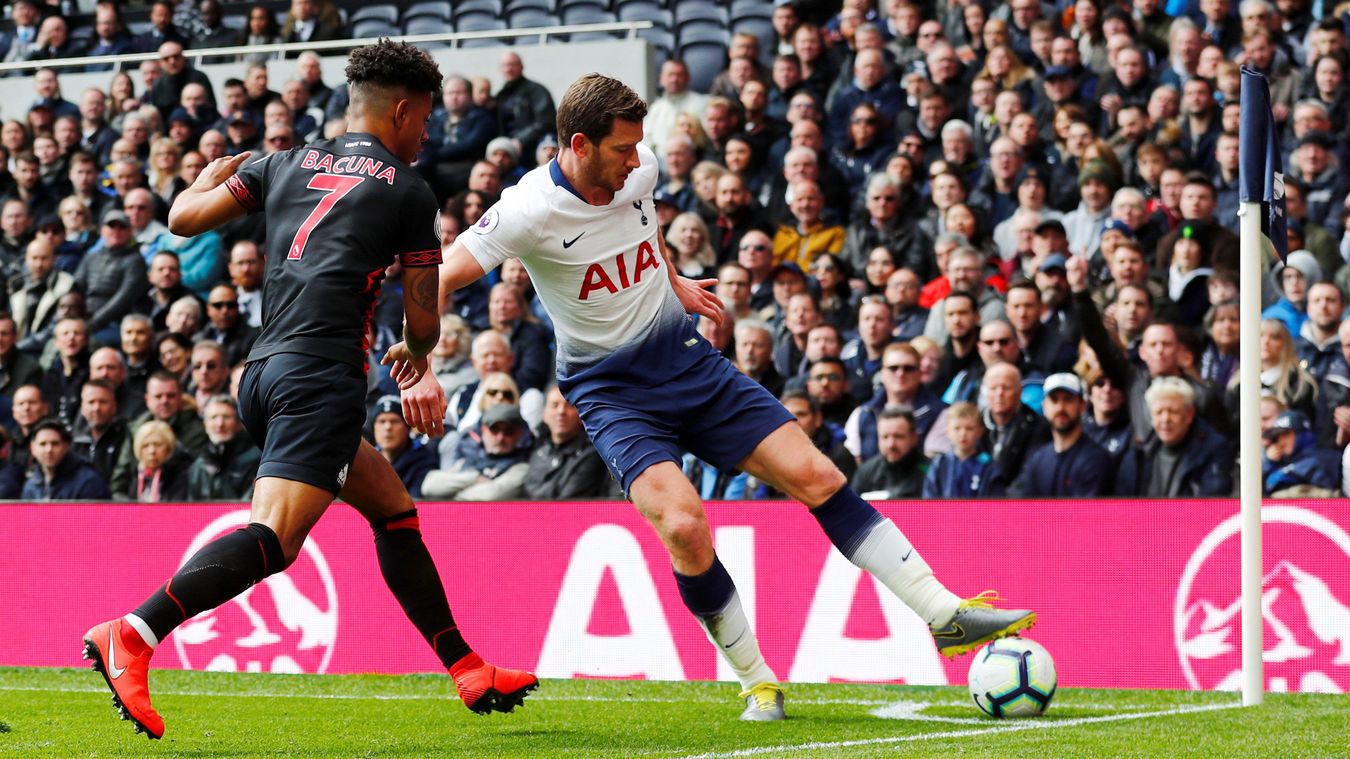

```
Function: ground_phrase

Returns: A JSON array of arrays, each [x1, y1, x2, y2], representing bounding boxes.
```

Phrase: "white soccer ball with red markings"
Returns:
[[968, 638, 1057, 718]]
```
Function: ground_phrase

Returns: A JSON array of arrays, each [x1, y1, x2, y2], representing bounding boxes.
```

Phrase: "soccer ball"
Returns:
[[968, 638, 1057, 718]]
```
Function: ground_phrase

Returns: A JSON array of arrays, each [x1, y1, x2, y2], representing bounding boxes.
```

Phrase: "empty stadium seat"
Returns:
[[350, 19, 400, 38], [452, 0, 503, 21], [405, 16, 452, 35], [507, 8, 557, 29], [403, 1, 453, 22], [617, 3, 672, 30], [677, 27, 727, 93], [505, 0, 554, 13], [560, 7, 616, 25], [729, 0, 773, 22], [674, 2, 728, 32], [349, 5, 400, 25]]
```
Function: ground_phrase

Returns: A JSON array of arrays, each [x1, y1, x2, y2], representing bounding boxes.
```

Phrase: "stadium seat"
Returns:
[[557, 0, 610, 13], [349, 5, 400, 26], [460, 36, 508, 47], [636, 26, 674, 55], [125, 20, 152, 36], [507, 8, 557, 29], [561, 7, 616, 25], [405, 16, 452, 35], [457, 15, 507, 33], [505, 0, 554, 13], [617, 3, 672, 30], [403, 1, 453, 23], [615, 0, 668, 10], [674, 2, 728, 32], [351, 19, 400, 38], [677, 28, 727, 93], [221, 13, 247, 32], [729, 0, 773, 22], [452, 0, 503, 21]]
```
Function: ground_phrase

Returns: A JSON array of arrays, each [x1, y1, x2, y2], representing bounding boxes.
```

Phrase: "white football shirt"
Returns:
[[460, 143, 695, 382]]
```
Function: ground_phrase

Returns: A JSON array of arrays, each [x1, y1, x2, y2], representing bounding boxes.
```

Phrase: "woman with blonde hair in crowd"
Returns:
[[667, 212, 717, 279], [1225, 319, 1318, 418], [978, 44, 1034, 101], [431, 313, 476, 399], [55, 195, 97, 268], [125, 421, 189, 502], [674, 112, 712, 156], [147, 137, 182, 205], [691, 160, 727, 219]]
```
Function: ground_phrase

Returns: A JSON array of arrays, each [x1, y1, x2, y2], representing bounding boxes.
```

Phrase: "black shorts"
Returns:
[[238, 352, 367, 495]]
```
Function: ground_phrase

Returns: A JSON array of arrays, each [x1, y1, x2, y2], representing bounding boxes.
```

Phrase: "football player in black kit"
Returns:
[[82, 40, 537, 740]]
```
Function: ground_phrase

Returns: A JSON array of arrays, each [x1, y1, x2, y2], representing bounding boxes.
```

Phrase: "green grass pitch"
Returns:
[[0, 667, 1346, 757]]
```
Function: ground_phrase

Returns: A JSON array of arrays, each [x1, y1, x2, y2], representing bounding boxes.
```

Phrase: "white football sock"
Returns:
[[696, 590, 777, 691], [848, 520, 961, 629], [123, 613, 160, 649]]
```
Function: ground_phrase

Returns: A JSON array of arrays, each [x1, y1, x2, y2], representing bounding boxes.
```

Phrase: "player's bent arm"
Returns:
[[401, 263, 443, 358], [437, 240, 488, 313], [168, 151, 254, 236]]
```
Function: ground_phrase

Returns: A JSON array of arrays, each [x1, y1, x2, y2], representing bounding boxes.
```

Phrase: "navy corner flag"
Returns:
[[1239, 67, 1288, 263]]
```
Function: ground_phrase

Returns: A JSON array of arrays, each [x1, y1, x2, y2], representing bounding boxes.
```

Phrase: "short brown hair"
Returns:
[[556, 74, 648, 148]]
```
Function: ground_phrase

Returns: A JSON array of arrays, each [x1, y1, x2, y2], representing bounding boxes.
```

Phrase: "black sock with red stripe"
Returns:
[[371, 509, 472, 669], [132, 523, 288, 644]]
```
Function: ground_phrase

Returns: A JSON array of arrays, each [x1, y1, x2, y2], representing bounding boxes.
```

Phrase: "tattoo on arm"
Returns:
[[411, 268, 439, 314]]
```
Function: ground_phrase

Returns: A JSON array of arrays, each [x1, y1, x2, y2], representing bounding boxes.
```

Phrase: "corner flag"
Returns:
[[1239, 67, 1287, 263]]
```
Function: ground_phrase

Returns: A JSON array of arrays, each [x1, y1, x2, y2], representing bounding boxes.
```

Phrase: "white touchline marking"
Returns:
[[671, 702, 1243, 759], [0, 684, 895, 706]]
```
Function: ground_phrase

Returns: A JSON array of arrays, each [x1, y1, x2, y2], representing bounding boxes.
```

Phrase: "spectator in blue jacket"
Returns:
[[1008, 373, 1113, 497], [1115, 377, 1234, 497], [846, 342, 945, 460], [1262, 411, 1342, 496], [370, 395, 438, 499], [923, 402, 995, 498], [22, 419, 111, 500]]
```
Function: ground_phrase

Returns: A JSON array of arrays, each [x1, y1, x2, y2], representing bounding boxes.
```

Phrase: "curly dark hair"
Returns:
[[344, 39, 443, 97]]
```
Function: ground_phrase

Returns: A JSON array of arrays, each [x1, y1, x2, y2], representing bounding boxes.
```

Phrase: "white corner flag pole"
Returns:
[[1237, 201, 1265, 706]]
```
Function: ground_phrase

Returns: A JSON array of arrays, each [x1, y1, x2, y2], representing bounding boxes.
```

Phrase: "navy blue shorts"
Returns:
[[237, 352, 367, 495], [566, 345, 795, 497]]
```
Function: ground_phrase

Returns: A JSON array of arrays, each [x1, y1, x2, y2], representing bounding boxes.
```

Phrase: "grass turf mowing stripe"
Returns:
[[672, 702, 1245, 759]]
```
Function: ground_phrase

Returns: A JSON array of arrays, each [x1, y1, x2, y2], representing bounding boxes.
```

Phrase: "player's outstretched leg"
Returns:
[[83, 521, 291, 739], [676, 556, 784, 721], [740, 424, 1035, 658], [369, 508, 538, 714], [809, 487, 1036, 657]]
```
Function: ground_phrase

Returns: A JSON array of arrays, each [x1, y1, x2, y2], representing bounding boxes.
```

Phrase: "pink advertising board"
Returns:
[[3, 499, 1349, 692]]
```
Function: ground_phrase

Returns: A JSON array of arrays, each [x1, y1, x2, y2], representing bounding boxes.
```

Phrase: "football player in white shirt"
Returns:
[[389, 74, 1036, 721]]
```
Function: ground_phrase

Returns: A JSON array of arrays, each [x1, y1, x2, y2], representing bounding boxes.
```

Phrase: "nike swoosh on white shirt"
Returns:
[[107, 628, 126, 679]]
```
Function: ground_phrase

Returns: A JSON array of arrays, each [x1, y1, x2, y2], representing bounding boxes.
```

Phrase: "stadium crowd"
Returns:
[[1, 0, 1349, 502]]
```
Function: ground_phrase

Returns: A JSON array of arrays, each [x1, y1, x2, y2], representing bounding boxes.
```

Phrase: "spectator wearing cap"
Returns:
[[1116, 377, 1234, 496], [1082, 367, 1132, 466], [652, 190, 680, 231], [1262, 410, 1341, 496], [425, 403, 533, 501], [1289, 130, 1348, 236], [1297, 282, 1344, 382], [852, 407, 927, 499], [1008, 373, 1113, 497], [1062, 160, 1115, 259], [523, 385, 610, 499], [484, 136, 524, 189], [22, 419, 111, 500], [367, 395, 437, 499], [76, 209, 147, 346], [1262, 250, 1321, 339], [846, 341, 944, 460]]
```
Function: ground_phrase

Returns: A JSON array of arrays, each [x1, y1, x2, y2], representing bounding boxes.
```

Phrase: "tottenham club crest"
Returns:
[[633, 200, 648, 226]]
